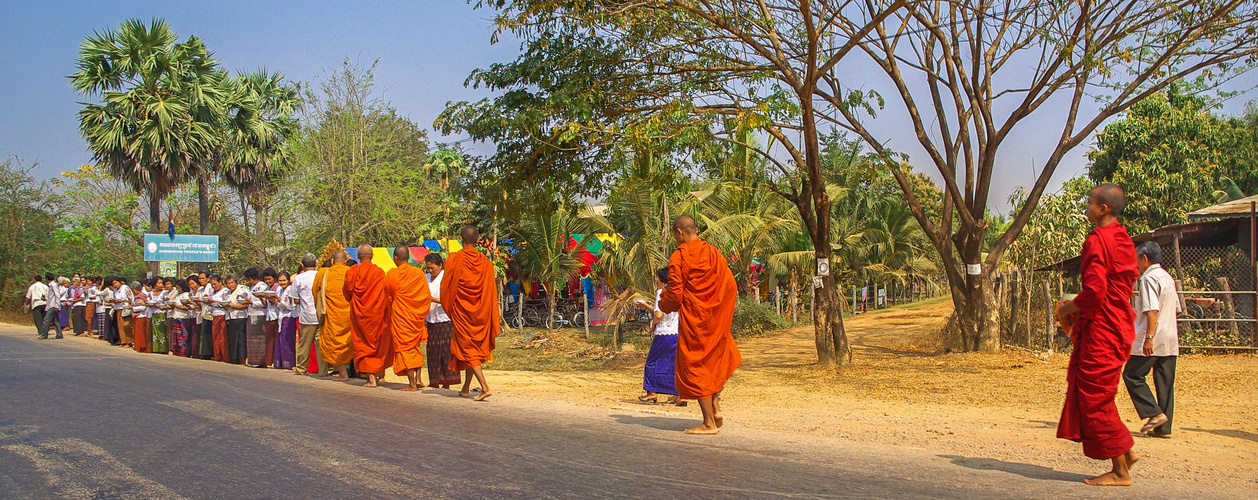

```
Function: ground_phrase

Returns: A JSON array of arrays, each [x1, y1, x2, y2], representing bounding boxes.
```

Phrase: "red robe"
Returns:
[[659, 238, 742, 400], [1057, 221, 1138, 460], [442, 246, 500, 371], [344, 260, 394, 376]]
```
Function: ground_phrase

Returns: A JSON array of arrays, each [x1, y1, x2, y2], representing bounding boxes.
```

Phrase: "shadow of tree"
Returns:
[[1182, 428, 1258, 443], [938, 455, 1090, 483]]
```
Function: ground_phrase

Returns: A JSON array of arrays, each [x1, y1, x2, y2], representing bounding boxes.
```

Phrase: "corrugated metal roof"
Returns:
[[1187, 194, 1258, 220]]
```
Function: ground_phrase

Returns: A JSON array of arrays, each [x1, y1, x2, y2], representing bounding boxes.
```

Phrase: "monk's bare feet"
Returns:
[[474, 391, 493, 401], [330, 375, 349, 381], [401, 386, 418, 392], [684, 424, 719, 435], [459, 390, 471, 398], [1126, 450, 1140, 469], [1084, 471, 1131, 486], [714, 416, 724, 428]]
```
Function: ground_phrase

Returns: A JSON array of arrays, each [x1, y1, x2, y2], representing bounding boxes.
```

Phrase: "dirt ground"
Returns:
[[443, 299, 1258, 489]]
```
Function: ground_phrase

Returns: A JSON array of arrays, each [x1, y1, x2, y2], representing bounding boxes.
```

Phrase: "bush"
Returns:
[[731, 299, 787, 338]]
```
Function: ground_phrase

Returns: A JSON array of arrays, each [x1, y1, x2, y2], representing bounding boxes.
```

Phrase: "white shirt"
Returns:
[[67, 286, 87, 307], [85, 285, 101, 304], [289, 269, 318, 325], [98, 288, 113, 312], [1132, 264, 1182, 357], [132, 289, 150, 318], [112, 286, 133, 315], [25, 282, 48, 308], [170, 292, 191, 320], [264, 284, 282, 321], [426, 272, 450, 323], [226, 285, 251, 320], [653, 289, 678, 336], [248, 281, 269, 317], [210, 287, 229, 317], [46, 282, 63, 310], [279, 284, 301, 319], [199, 284, 215, 321]]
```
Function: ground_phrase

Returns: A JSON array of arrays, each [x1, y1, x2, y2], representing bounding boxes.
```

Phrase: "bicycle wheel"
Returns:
[[524, 308, 542, 326], [545, 313, 563, 330], [571, 311, 587, 328], [506, 315, 522, 329]]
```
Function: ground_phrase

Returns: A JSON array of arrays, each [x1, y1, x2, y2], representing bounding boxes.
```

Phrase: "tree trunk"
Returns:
[[952, 271, 1001, 353], [197, 175, 211, 273], [789, 268, 798, 323], [147, 189, 161, 277]]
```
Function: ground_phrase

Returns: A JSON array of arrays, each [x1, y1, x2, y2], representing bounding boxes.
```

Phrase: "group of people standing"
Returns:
[[20, 226, 505, 399]]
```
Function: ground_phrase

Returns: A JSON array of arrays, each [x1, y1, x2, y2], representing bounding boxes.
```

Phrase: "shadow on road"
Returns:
[[1183, 428, 1258, 443], [938, 455, 1089, 483], [611, 414, 693, 432]]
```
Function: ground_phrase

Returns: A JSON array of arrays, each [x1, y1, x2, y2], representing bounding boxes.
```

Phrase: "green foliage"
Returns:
[[1088, 89, 1258, 232], [1006, 177, 1093, 270], [0, 158, 59, 305], [292, 58, 444, 246], [731, 299, 787, 338]]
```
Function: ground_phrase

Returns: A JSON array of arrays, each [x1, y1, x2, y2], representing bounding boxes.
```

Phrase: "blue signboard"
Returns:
[[143, 234, 219, 262]]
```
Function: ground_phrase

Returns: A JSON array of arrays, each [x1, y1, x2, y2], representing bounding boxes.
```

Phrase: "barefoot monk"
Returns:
[[659, 215, 742, 435], [344, 245, 394, 387], [385, 245, 432, 391], [314, 250, 353, 381], [443, 226, 500, 401], [1055, 183, 1141, 486]]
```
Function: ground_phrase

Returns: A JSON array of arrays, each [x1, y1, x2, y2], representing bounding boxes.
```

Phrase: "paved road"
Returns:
[[0, 323, 1240, 499]]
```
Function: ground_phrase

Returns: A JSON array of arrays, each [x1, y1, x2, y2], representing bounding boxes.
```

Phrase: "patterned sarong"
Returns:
[[642, 334, 678, 395], [246, 316, 267, 366], [170, 318, 189, 357], [425, 321, 461, 386], [151, 313, 169, 354]]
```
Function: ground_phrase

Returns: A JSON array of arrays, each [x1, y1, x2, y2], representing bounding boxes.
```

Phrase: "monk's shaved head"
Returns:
[[393, 245, 410, 263], [673, 215, 698, 235], [1091, 183, 1126, 215], [332, 249, 348, 264], [357, 244, 373, 260], [461, 225, 479, 245]]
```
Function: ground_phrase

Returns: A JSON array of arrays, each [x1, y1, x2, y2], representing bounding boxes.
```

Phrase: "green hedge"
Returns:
[[731, 299, 787, 338]]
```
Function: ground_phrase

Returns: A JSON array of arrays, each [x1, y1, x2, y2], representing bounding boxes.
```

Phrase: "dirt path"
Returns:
[[473, 299, 1258, 489]]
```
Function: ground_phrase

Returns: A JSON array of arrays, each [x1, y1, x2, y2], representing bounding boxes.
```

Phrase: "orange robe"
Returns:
[[314, 264, 353, 366], [442, 247, 500, 371], [344, 260, 394, 376], [385, 263, 431, 375], [659, 238, 742, 400]]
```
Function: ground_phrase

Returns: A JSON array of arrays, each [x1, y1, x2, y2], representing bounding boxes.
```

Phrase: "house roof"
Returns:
[[1188, 194, 1258, 220]]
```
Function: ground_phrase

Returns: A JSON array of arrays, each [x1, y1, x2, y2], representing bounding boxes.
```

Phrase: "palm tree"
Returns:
[[71, 18, 225, 272], [221, 69, 301, 239], [507, 204, 602, 330]]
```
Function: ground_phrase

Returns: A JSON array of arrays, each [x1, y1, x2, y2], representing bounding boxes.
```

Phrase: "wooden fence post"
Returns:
[[1044, 282, 1054, 354]]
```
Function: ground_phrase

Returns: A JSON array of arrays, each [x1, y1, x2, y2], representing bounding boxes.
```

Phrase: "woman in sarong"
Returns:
[[639, 269, 681, 404], [131, 281, 151, 353], [274, 272, 297, 370], [244, 268, 269, 366], [69, 277, 88, 336], [224, 275, 251, 365], [422, 254, 461, 388], [149, 278, 170, 354], [169, 280, 192, 357]]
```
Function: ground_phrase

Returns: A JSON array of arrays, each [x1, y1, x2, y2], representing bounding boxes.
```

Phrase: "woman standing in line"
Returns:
[[274, 271, 298, 370], [150, 278, 170, 354], [169, 280, 193, 357], [224, 275, 251, 365], [131, 280, 151, 353]]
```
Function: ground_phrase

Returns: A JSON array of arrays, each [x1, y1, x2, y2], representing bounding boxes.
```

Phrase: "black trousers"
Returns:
[[72, 305, 87, 334], [226, 318, 247, 364], [31, 305, 46, 336], [199, 320, 214, 359], [1123, 355, 1176, 435]]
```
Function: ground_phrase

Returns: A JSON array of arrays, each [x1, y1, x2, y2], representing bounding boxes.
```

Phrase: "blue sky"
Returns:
[[3, 1, 1256, 212]]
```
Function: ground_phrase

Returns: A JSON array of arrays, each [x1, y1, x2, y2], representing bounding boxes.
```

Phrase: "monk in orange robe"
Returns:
[[385, 245, 431, 391], [659, 215, 742, 435], [314, 250, 353, 381], [344, 244, 394, 387], [442, 226, 500, 401], [1055, 183, 1141, 486]]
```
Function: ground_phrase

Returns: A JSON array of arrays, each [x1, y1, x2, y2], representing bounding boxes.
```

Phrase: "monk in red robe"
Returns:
[[443, 226, 500, 401], [1055, 183, 1141, 486], [385, 245, 431, 391], [659, 215, 742, 435], [343, 245, 394, 387]]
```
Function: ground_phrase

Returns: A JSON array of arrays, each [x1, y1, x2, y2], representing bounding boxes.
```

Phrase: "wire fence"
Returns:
[[999, 244, 1257, 352]]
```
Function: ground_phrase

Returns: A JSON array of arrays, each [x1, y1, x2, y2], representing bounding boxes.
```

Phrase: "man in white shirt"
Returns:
[[422, 253, 461, 388], [44, 274, 65, 339], [24, 275, 49, 338], [288, 254, 321, 375], [1123, 241, 1182, 438]]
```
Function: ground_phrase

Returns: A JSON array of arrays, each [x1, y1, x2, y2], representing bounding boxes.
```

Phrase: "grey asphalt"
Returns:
[[0, 323, 1238, 499]]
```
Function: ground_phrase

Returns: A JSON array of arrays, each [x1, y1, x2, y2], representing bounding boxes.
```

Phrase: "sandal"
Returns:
[[1139, 415, 1168, 433], [638, 394, 658, 403]]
